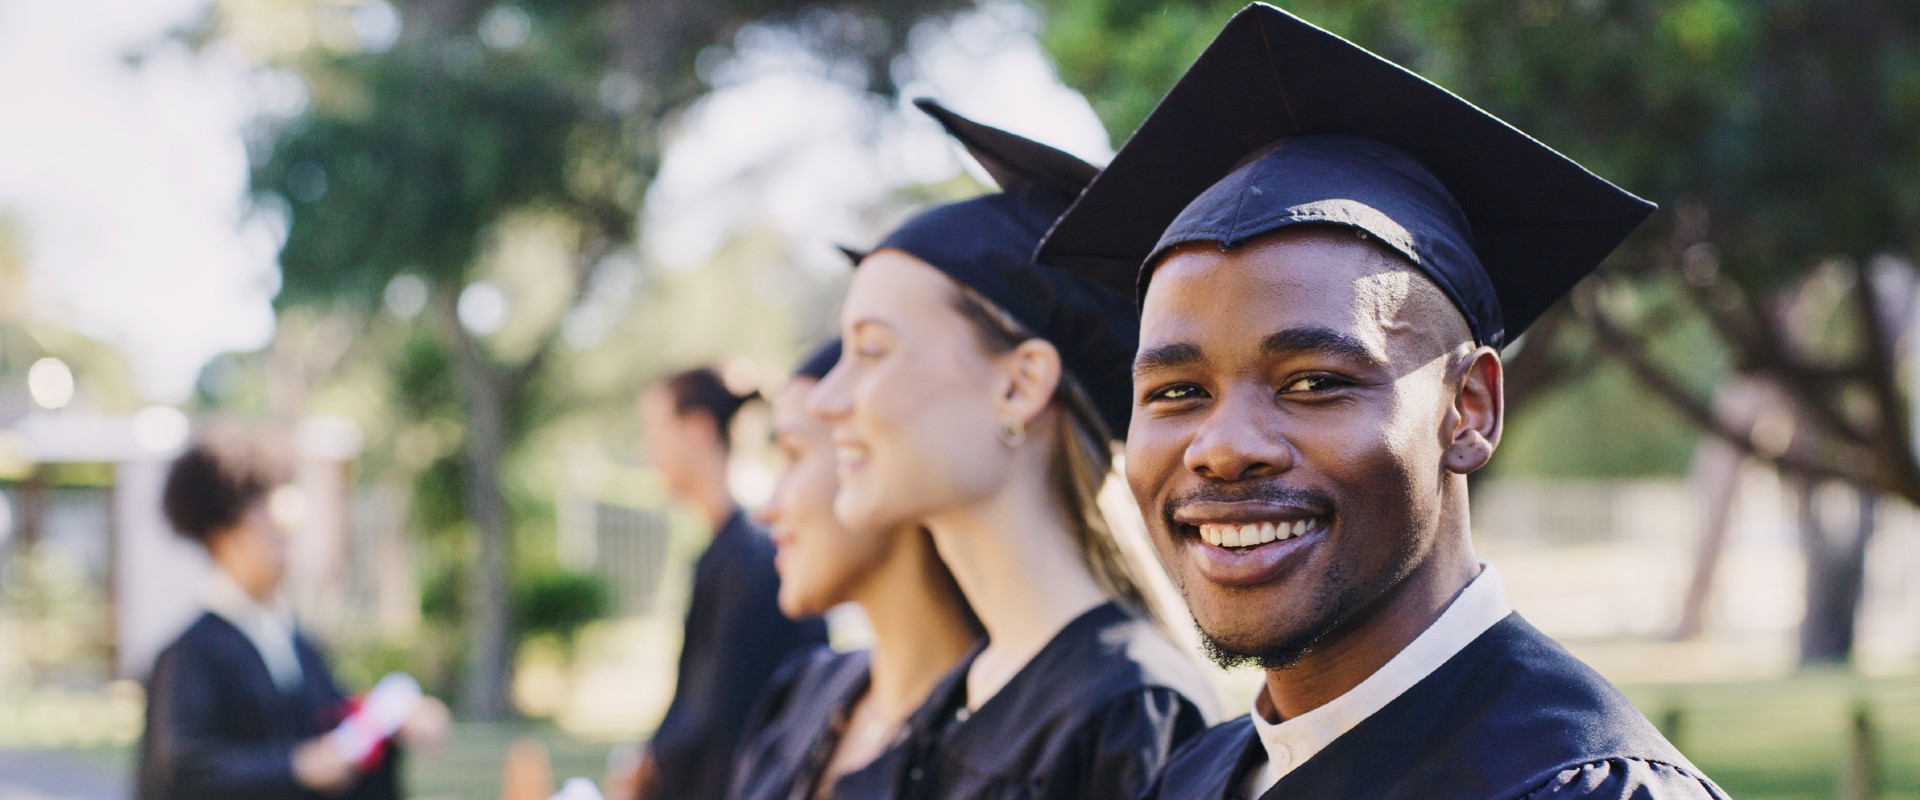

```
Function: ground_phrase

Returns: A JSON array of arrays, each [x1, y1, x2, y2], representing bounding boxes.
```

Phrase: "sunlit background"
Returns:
[[1, 1, 1917, 798]]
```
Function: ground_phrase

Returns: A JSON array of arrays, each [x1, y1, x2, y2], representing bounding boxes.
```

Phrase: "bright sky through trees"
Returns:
[[0, 0, 1107, 401]]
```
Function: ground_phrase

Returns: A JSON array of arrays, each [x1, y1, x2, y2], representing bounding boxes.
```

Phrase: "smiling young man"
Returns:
[[1036, 5, 1728, 799]]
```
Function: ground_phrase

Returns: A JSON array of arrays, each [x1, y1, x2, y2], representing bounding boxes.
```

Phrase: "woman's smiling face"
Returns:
[[760, 377, 897, 618], [806, 249, 1016, 533]]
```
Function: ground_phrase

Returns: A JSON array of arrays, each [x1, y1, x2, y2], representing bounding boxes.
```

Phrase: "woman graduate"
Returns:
[[804, 100, 1218, 800], [137, 435, 448, 800], [628, 368, 830, 800], [726, 340, 983, 800]]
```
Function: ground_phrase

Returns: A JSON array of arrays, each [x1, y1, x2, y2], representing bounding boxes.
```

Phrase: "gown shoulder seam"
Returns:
[[1506, 753, 1721, 800]]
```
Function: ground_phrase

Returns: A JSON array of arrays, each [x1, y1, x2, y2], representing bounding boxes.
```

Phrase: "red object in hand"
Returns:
[[328, 674, 423, 770]]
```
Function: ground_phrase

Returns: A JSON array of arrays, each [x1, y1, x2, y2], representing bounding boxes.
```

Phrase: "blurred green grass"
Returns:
[[406, 721, 616, 800], [1621, 671, 1920, 799], [3, 671, 1913, 798], [408, 671, 1920, 799]]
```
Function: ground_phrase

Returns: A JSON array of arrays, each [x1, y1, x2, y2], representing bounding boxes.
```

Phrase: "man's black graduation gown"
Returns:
[[137, 613, 400, 800], [652, 508, 829, 800], [880, 602, 1211, 800], [727, 647, 915, 800], [1146, 615, 1728, 800]]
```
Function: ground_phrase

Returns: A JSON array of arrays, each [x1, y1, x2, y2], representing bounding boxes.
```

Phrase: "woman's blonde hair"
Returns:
[[949, 284, 1160, 624]]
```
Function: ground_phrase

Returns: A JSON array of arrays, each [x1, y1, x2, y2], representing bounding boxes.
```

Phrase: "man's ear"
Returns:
[[1443, 348, 1504, 475], [995, 338, 1064, 427]]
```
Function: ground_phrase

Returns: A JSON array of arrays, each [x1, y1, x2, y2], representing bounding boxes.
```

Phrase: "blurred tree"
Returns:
[[243, 0, 968, 718], [1037, 0, 1920, 665], [0, 213, 142, 417]]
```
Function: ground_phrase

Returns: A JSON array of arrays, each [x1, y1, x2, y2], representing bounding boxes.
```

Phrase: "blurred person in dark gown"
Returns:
[[625, 368, 829, 800], [727, 340, 982, 800], [138, 436, 448, 800], [802, 99, 1218, 800]]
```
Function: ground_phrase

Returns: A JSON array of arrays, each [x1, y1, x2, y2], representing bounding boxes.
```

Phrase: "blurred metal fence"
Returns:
[[557, 494, 673, 616], [1473, 473, 1920, 664]]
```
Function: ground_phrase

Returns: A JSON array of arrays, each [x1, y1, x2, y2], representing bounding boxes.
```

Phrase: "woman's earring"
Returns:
[[997, 418, 1027, 448]]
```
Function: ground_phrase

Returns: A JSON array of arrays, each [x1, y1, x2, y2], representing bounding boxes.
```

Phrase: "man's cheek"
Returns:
[[1123, 429, 1178, 504]]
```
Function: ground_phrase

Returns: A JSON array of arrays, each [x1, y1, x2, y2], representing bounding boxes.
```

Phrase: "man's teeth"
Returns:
[[1196, 520, 1316, 548]]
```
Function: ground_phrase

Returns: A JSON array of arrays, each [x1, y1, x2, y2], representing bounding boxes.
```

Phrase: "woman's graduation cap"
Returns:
[[842, 99, 1138, 440], [794, 338, 842, 381], [1035, 3, 1656, 348]]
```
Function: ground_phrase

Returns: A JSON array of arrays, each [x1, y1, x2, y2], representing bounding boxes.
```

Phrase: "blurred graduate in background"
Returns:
[[625, 368, 830, 800], [802, 100, 1217, 799], [137, 432, 449, 800], [726, 339, 983, 800]]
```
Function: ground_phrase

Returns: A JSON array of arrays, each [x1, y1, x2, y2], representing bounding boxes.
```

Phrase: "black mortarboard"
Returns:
[[1035, 3, 1655, 348], [794, 338, 842, 381], [844, 98, 1137, 440]]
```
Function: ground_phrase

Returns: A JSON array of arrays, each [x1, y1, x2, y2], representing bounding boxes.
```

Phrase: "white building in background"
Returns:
[[0, 409, 416, 681]]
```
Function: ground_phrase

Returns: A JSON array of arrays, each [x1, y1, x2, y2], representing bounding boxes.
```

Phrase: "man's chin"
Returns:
[[1193, 615, 1339, 672]]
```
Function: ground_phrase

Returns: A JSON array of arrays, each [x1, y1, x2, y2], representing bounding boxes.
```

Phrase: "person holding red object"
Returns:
[[137, 433, 449, 800]]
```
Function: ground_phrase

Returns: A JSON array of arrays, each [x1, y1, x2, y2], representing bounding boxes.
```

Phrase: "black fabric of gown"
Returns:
[[728, 647, 921, 800], [651, 508, 831, 800], [882, 602, 1213, 800], [1146, 614, 1729, 800], [137, 613, 401, 800]]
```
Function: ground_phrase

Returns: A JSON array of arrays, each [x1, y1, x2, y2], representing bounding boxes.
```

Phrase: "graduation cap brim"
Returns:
[[834, 243, 869, 265], [1036, 2, 1655, 343], [794, 338, 842, 381]]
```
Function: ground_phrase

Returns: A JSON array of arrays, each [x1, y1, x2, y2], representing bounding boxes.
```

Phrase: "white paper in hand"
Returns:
[[550, 777, 605, 800], [328, 672, 423, 764]]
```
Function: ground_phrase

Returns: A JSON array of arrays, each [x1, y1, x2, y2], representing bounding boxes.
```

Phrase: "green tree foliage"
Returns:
[[0, 213, 142, 419], [512, 567, 612, 646], [245, 0, 968, 718]]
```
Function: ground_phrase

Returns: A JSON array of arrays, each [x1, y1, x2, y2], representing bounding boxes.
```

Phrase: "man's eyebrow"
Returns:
[[1261, 327, 1384, 367], [1133, 342, 1203, 378]]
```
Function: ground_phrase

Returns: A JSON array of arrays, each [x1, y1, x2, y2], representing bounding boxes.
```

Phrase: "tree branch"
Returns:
[[1672, 265, 1880, 448], [1575, 286, 1885, 493], [507, 203, 629, 393], [1847, 258, 1920, 498], [1500, 308, 1576, 410]]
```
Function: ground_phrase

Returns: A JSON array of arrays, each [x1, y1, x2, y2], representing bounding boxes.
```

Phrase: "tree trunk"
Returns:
[[438, 292, 516, 720], [1674, 436, 1742, 640], [1675, 378, 1771, 640], [1795, 481, 1876, 667]]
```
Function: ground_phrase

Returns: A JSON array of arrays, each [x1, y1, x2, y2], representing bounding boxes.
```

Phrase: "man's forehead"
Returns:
[[1145, 237, 1391, 340], [1139, 233, 1472, 364]]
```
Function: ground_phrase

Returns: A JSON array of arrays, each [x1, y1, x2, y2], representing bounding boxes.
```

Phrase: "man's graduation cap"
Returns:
[[840, 99, 1137, 440], [1035, 3, 1656, 348]]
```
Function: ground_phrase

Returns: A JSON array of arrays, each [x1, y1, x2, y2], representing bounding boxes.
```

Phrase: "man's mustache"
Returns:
[[1161, 482, 1335, 525]]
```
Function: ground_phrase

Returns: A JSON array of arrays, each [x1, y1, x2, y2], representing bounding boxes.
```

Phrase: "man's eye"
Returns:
[[1280, 375, 1348, 394], [1146, 384, 1207, 403]]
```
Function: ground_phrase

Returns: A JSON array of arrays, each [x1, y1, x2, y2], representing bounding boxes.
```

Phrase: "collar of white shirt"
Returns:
[[1243, 563, 1513, 797], [202, 570, 305, 692]]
